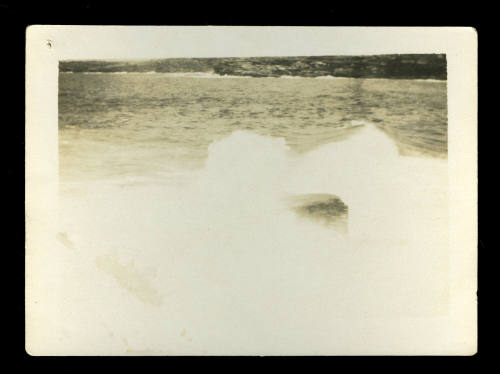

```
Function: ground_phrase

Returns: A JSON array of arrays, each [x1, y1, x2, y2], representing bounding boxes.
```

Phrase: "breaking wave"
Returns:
[[60, 71, 446, 83], [53, 121, 449, 354]]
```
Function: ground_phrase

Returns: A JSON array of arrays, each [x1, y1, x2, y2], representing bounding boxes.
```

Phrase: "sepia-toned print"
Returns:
[[26, 27, 477, 356], [57, 54, 449, 351]]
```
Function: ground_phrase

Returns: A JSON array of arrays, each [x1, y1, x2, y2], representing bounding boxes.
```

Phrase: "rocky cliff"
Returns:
[[60, 54, 446, 80]]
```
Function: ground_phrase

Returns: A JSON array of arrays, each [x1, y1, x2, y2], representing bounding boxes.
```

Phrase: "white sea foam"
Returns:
[[314, 75, 349, 80], [413, 78, 446, 83], [161, 72, 252, 79], [64, 71, 445, 84], [52, 123, 449, 354], [286, 123, 448, 240], [280, 75, 347, 80]]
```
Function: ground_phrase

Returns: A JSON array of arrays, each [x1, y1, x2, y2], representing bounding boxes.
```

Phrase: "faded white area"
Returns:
[[41, 126, 448, 355], [26, 27, 477, 356]]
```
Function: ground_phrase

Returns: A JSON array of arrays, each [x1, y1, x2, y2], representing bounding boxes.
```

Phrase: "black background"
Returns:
[[3, 0, 484, 368]]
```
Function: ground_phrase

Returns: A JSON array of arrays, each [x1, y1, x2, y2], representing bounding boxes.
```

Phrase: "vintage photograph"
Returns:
[[26, 27, 477, 356]]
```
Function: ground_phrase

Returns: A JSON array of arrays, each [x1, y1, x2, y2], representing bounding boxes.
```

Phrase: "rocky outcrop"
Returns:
[[286, 193, 348, 232]]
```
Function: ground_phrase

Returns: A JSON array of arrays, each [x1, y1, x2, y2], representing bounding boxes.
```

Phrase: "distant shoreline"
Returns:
[[59, 54, 447, 81]]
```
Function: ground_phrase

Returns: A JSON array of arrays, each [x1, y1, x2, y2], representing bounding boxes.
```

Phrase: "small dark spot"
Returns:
[[286, 193, 348, 233], [57, 232, 75, 250]]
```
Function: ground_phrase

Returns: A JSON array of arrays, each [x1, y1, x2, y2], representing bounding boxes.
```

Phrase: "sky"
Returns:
[[26, 26, 475, 60]]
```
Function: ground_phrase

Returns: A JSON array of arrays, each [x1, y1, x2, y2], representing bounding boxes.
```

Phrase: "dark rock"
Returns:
[[286, 193, 349, 232]]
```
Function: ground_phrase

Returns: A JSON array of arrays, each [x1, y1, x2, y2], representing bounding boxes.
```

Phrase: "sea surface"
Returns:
[[59, 72, 447, 184], [52, 72, 450, 354]]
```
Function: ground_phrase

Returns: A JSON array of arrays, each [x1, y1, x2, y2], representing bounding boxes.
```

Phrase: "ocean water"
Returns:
[[59, 73, 447, 183], [52, 72, 449, 355]]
